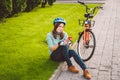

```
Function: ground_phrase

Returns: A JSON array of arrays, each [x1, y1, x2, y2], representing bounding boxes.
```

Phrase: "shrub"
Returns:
[[41, 0, 56, 8], [0, 0, 12, 19], [41, 0, 47, 8], [48, 0, 56, 5], [11, 0, 27, 16], [0, 0, 56, 20], [25, 0, 42, 12]]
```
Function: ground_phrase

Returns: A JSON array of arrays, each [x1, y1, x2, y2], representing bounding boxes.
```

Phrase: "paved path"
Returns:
[[50, 0, 120, 80]]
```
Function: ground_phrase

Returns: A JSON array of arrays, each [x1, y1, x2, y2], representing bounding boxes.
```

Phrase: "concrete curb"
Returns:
[[49, 62, 67, 80]]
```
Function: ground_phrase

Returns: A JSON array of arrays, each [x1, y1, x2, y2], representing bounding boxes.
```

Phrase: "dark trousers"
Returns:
[[50, 45, 87, 70]]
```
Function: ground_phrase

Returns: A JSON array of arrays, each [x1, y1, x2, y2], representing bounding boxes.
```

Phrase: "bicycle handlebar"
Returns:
[[78, 0, 103, 14], [97, 6, 103, 9], [78, 1, 86, 6]]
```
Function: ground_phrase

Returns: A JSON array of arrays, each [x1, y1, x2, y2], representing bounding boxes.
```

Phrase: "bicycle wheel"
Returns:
[[77, 30, 96, 62]]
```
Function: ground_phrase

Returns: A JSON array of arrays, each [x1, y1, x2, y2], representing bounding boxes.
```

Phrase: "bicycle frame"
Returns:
[[78, 1, 101, 46], [83, 24, 90, 46], [77, 1, 103, 61]]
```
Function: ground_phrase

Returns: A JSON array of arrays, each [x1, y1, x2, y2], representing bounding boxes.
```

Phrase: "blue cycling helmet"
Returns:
[[53, 17, 66, 25]]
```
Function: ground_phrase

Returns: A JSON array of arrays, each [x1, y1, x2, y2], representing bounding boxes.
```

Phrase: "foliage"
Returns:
[[47, 0, 53, 5], [25, 0, 42, 12], [11, 0, 27, 15], [41, 0, 56, 8], [0, 0, 12, 19], [0, 0, 56, 19]]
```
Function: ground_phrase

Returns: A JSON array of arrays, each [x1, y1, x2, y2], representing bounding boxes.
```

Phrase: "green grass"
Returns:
[[0, 3, 100, 80]]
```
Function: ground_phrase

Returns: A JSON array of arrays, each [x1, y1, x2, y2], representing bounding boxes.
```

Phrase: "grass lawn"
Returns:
[[0, 3, 100, 80]]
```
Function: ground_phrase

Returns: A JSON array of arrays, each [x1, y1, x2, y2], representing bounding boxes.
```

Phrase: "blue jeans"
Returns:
[[51, 45, 87, 70]]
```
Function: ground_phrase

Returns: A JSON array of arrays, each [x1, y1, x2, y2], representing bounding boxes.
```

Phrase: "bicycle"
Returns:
[[77, 1, 103, 62]]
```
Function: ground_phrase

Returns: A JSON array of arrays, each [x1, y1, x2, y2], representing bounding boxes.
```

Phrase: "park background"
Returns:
[[0, 0, 99, 80]]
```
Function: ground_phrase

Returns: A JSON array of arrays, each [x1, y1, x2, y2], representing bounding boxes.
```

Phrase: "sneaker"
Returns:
[[83, 70, 91, 79], [68, 66, 79, 73]]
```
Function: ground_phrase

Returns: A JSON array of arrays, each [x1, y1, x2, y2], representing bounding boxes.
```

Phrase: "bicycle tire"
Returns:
[[77, 30, 96, 62]]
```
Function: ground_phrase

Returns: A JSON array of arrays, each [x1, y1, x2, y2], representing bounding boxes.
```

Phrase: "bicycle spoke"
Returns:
[[89, 45, 94, 48], [77, 30, 96, 61]]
